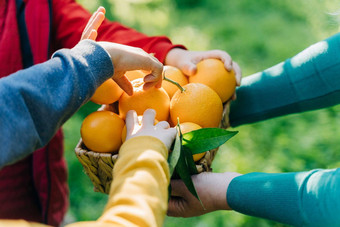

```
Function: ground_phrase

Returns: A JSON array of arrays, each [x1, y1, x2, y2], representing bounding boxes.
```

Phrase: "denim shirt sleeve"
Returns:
[[0, 40, 113, 168]]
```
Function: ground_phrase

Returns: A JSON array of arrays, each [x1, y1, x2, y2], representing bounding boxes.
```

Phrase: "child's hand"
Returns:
[[164, 48, 242, 100], [125, 109, 177, 150], [81, 7, 164, 95], [98, 42, 164, 95], [81, 6, 106, 41]]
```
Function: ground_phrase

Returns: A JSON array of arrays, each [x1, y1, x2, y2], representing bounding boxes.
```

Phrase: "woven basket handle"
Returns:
[[220, 101, 231, 129]]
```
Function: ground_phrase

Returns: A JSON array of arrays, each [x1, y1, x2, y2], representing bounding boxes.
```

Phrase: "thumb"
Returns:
[[180, 62, 197, 76], [113, 73, 133, 96]]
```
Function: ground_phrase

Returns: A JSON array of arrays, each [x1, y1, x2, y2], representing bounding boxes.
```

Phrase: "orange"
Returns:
[[170, 83, 223, 128], [189, 58, 236, 103], [125, 70, 146, 81], [162, 65, 188, 98], [179, 122, 205, 162], [91, 79, 123, 104], [179, 122, 202, 134], [81, 111, 125, 153], [118, 78, 170, 121], [121, 116, 158, 142]]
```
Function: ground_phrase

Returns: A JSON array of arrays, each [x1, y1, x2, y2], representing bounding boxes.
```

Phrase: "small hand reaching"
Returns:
[[164, 48, 242, 100], [81, 6, 106, 41], [125, 109, 177, 150], [80, 7, 164, 96]]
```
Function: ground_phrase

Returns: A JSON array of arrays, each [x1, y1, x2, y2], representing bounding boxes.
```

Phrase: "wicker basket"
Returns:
[[75, 102, 229, 194], [75, 140, 219, 194]]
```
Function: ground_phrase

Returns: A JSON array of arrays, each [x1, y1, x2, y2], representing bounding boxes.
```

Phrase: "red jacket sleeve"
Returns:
[[51, 0, 186, 62]]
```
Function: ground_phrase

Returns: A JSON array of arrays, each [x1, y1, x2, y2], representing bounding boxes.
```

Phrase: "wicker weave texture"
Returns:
[[75, 139, 218, 194]]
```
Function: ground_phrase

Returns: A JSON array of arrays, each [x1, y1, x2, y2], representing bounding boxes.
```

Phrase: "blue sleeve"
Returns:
[[0, 40, 114, 168], [229, 32, 340, 127], [227, 169, 340, 226]]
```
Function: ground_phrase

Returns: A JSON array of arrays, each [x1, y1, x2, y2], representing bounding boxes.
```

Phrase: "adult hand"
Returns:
[[125, 109, 177, 150], [164, 48, 242, 100], [168, 172, 241, 217]]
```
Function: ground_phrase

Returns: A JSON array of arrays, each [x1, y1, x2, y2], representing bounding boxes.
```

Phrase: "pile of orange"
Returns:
[[80, 59, 236, 162]]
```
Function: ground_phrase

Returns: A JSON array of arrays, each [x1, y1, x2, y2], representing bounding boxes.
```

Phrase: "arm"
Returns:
[[0, 37, 164, 168], [228, 169, 340, 226], [0, 136, 172, 227], [0, 40, 113, 168], [67, 109, 176, 227], [98, 136, 170, 227], [169, 169, 340, 226], [51, 0, 242, 87], [229, 32, 340, 127], [51, 0, 185, 63]]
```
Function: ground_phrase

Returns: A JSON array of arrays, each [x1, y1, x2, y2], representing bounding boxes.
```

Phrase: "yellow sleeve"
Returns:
[[67, 136, 170, 227], [0, 220, 49, 227]]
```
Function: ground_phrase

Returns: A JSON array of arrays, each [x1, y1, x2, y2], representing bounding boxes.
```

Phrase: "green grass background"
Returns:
[[62, 0, 340, 226]]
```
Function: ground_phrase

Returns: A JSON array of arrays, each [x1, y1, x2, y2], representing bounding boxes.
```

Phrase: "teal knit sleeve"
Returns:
[[227, 169, 340, 226], [229, 33, 340, 127]]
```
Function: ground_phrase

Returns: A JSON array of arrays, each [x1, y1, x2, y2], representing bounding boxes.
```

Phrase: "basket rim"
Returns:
[[75, 138, 218, 194]]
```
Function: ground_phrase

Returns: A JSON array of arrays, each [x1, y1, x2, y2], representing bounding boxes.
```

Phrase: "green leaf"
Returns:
[[182, 146, 198, 175], [182, 128, 238, 154], [175, 152, 200, 201], [168, 132, 182, 177]]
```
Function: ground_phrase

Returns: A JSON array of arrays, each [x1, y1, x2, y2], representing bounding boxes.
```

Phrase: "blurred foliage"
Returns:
[[62, 0, 340, 226]]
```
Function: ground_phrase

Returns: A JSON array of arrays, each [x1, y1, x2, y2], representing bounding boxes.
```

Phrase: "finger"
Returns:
[[82, 14, 97, 40], [113, 75, 133, 96], [179, 63, 197, 76], [91, 11, 105, 34], [200, 50, 233, 71], [156, 121, 170, 129], [143, 79, 159, 90], [126, 110, 138, 136], [86, 7, 105, 30], [141, 53, 163, 73], [144, 73, 160, 83], [232, 61, 242, 86], [88, 30, 98, 40], [167, 127, 178, 138], [81, 9, 105, 40], [97, 6, 106, 14], [143, 71, 163, 87], [140, 57, 163, 88], [144, 74, 163, 89], [83, 10, 97, 33], [223, 59, 233, 72], [142, 109, 156, 126], [155, 76, 163, 88], [82, 12, 105, 40], [212, 51, 232, 71]]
